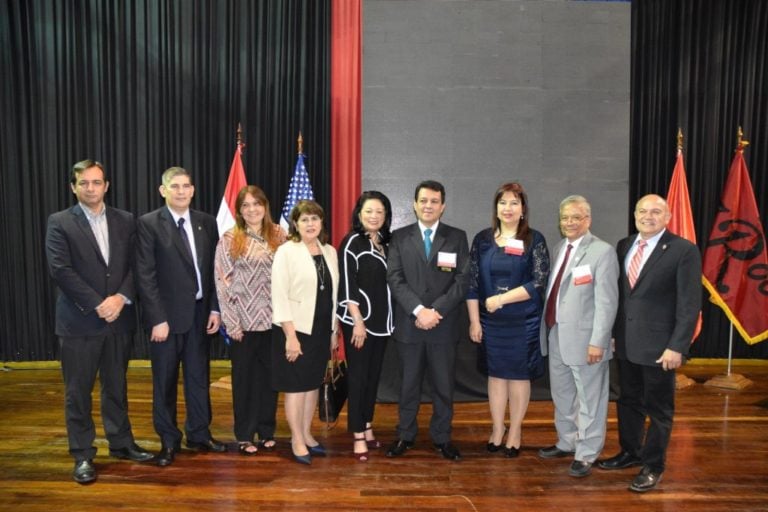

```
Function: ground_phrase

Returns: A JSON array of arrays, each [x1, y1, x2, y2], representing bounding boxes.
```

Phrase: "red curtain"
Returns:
[[330, 0, 362, 248]]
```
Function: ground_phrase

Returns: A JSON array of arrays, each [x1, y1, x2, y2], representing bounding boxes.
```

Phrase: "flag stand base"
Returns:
[[675, 373, 696, 390], [210, 374, 232, 391], [704, 373, 753, 390]]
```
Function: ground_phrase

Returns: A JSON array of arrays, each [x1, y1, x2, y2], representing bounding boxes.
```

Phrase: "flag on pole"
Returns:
[[279, 152, 315, 231], [216, 142, 248, 237], [702, 141, 768, 345], [666, 144, 702, 341]]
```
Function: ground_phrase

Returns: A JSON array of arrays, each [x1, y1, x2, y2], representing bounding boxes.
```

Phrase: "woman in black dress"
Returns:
[[337, 191, 394, 462], [271, 200, 339, 465]]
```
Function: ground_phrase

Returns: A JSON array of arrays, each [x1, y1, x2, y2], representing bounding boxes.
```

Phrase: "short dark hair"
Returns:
[[70, 159, 106, 185], [288, 200, 328, 244], [162, 166, 193, 187], [350, 191, 392, 244], [414, 180, 445, 203]]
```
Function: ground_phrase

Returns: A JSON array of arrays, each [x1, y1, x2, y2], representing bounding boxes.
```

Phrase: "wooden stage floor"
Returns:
[[1, 362, 767, 511]]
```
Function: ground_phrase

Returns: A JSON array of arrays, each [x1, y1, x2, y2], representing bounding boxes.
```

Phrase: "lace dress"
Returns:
[[468, 228, 550, 379]]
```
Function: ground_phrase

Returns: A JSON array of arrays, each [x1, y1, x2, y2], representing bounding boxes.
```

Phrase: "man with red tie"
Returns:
[[598, 194, 701, 492]]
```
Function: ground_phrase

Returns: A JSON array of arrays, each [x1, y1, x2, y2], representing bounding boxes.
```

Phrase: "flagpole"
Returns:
[[727, 324, 733, 376], [704, 127, 754, 391], [669, 128, 697, 390]]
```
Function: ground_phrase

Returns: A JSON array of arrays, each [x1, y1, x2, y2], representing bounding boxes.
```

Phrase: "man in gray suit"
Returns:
[[385, 180, 469, 461], [538, 195, 619, 478]]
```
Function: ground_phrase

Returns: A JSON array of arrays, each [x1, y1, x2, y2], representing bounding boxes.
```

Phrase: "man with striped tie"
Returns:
[[598, 194, 701, 493]]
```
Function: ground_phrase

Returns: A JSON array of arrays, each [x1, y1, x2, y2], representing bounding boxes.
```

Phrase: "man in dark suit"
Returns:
[[385, 180, 469, 461], [136, 166, 223, 466], [598, 194, 701, 492], [46, 159, 153, 484]]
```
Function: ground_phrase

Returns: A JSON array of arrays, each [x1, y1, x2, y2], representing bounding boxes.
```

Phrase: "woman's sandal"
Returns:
[[353, 435, 369, 462], [238, 442, 259, 456], [257, 438, 276, 451], [364, 427, 381, 449]]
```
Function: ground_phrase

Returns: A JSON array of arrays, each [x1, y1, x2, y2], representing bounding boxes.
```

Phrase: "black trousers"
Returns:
[[150, 301, 212, 448], [395, 338, 457, 445], [341, 324, 388, 433], [616, 358, 676, 473], [230, 330, 277, 442], [59, 332, 135, 461]]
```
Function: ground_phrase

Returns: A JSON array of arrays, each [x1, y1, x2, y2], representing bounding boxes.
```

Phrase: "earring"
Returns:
[[520, 214, 524, 220]]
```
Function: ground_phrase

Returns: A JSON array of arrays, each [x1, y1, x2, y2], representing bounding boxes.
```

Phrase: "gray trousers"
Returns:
[[547, 325, 609, 463]]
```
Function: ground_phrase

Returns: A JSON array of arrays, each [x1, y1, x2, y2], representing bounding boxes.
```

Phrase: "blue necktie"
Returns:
[[424, 228, 432, 258]]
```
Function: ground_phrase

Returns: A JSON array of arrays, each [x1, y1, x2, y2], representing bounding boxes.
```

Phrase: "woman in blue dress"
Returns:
[[467, 182, 550, 458]]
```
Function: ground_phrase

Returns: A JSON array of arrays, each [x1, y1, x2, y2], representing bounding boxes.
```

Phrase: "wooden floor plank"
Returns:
[[1, 364, 767, 511]]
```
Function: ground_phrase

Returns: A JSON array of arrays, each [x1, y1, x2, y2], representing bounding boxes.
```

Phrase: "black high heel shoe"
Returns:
[[292, 450, 312, 465], [487, 427, 507, 453], [487, 441, 503, 452]]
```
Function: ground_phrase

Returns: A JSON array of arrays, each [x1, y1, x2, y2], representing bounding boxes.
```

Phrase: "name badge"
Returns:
[[572, 264, 593, 285], [437, 251, 457, 270], [504, 239, 525, 256]]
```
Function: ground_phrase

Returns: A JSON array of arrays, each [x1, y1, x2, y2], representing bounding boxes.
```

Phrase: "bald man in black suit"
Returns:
[[598, 194, 701, 493]]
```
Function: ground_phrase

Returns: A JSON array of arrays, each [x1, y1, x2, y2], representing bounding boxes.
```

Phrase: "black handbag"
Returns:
[[318, 357, 348, 424]]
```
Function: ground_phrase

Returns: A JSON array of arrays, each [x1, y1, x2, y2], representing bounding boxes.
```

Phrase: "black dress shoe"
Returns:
[[306, 443, 326, 457], [72, 459, 96, 484], [597, 451, 642, 470], [538, 445, 575, 459], [385, 439, 413, 458], [109, 442, 155, 462], [186, 438, 227, 453], [434, 442, 462, 461], [503, 446, 519, 458], [156, 446, 175, 467], [569, 460, 592, 478], [629, 466, 662, 492]]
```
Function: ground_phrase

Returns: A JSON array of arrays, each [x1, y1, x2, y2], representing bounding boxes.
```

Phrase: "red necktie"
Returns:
[[627, 240, 647, 289], [545, 243, 572, 328]]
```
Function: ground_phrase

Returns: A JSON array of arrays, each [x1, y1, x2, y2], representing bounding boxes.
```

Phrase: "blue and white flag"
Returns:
[[279, 153, 315, 231]]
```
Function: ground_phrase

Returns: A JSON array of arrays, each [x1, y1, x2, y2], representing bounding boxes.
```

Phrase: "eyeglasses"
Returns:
[[560, 215, 589, 223]]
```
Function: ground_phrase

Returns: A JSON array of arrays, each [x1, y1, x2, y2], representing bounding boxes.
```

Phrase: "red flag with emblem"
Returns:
[[702, 145, 768, 344]]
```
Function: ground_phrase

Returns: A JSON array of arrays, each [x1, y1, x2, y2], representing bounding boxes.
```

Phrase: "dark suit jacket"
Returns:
[[613, 230, 701, 366], [387, 221, 469, 344], [135, 206, 219, 333], [46, 204, 136, 336]]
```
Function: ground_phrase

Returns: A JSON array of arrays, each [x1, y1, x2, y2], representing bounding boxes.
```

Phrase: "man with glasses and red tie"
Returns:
[[598, 194, 701, 493], [136, 167, 224, 467], [538, 195, 619, 479]]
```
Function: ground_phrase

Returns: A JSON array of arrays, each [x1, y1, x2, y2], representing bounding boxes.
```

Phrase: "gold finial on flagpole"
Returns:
[[236, 123, 245, 148], [297, 132, 304, 155], [736, 126, 749, 151], [677, 128, 683, 151]]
